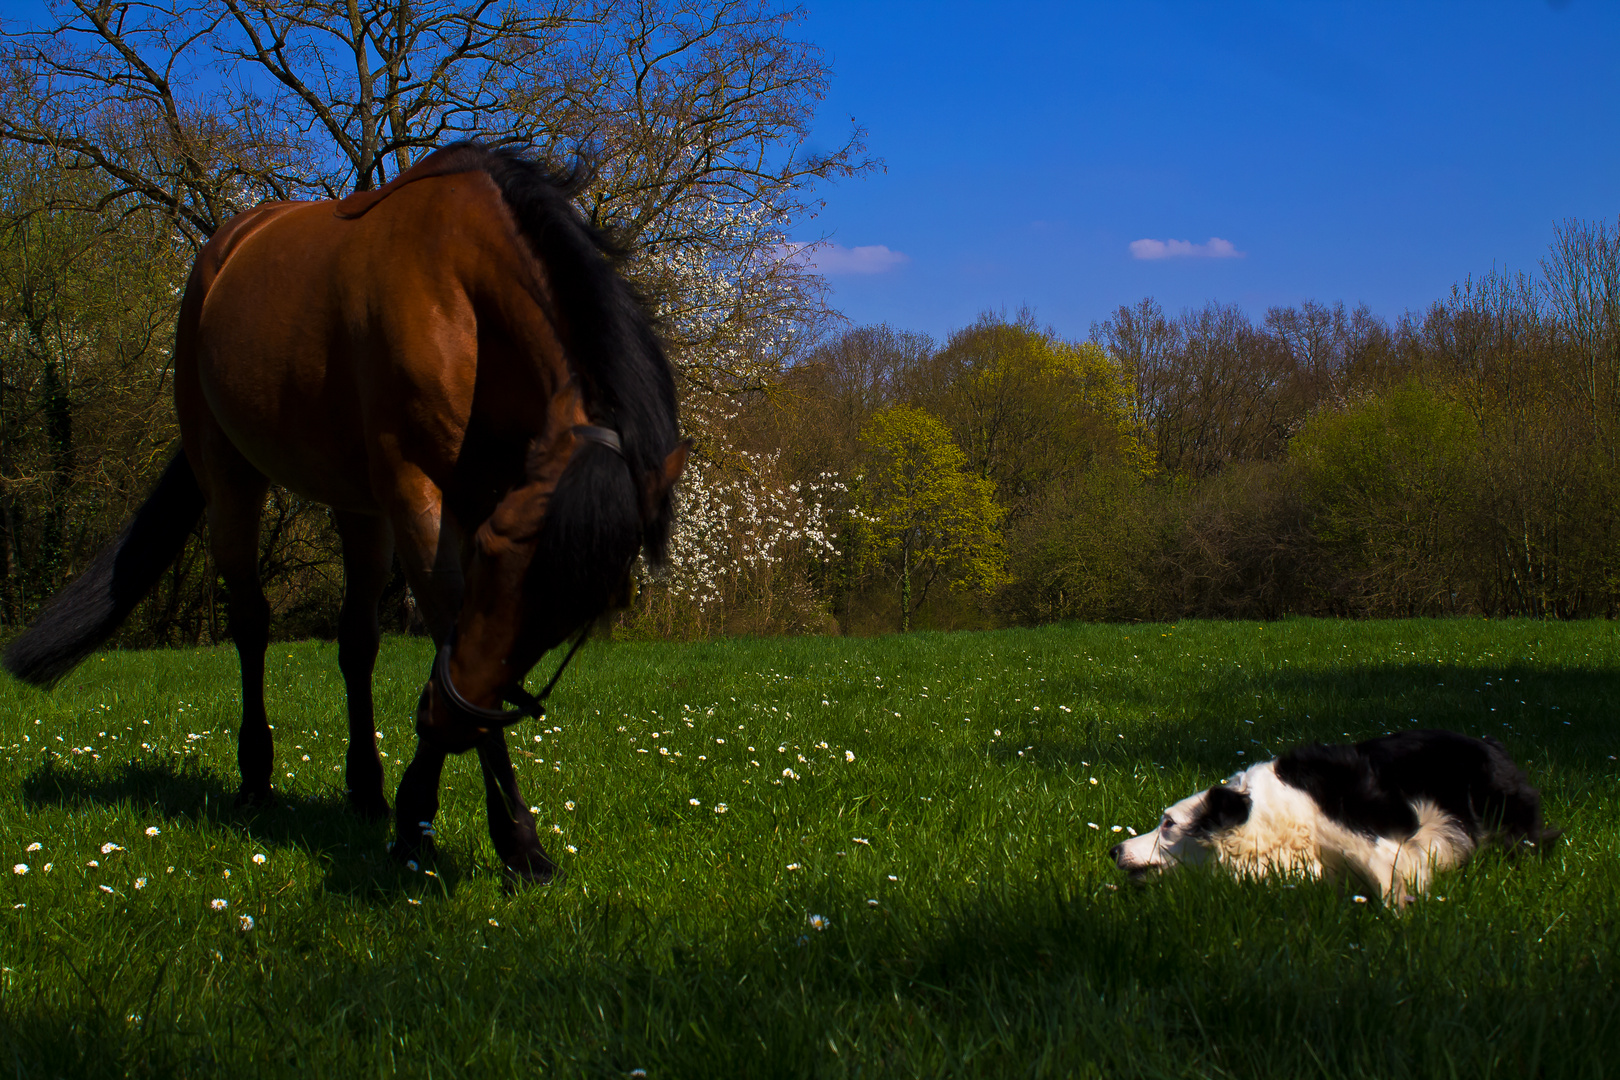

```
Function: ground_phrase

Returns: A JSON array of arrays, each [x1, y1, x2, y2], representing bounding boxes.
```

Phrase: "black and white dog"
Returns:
[[1111, 729, 1557, 905]]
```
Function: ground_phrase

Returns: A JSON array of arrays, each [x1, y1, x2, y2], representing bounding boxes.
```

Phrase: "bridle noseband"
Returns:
[[419, 423, 629, 748]]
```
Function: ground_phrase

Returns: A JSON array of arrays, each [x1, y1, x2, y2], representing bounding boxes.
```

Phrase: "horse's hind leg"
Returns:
[[204, 467, 274, 807], [477, 731, 557, 884], [335, 511, 394, 820]]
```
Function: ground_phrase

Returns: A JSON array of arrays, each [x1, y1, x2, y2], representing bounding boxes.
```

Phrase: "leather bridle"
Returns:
[[572, 423, 622, 456]]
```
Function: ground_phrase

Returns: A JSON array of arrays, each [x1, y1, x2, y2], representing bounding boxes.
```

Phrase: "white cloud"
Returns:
[[783, 242, 910, 275], [1129, 237, 1245, 260]]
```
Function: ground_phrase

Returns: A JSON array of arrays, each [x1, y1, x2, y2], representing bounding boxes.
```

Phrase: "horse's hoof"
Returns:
[[391, 840, 433, 870], [348, 793, 391, 821], [235, 787, 276, 812], [502, 865, 557, 891], [502, 850, 560, 888], [391, 827, 437, 868]]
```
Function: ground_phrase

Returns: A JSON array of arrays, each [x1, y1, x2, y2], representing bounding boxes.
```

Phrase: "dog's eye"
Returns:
[[1161, 816, 1174, 832]]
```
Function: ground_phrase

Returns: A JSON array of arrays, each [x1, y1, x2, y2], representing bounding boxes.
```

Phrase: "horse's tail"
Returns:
[[4, 451, 205, 688]]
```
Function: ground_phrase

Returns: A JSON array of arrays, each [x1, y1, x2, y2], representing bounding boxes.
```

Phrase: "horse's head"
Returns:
[[416, 381, 688, 752]]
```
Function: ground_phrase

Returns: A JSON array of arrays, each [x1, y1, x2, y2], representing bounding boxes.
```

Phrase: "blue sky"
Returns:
[[794, 1, 1620, 342]]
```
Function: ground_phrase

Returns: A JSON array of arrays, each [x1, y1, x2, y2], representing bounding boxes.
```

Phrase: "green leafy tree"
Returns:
[[1001, 465, 1152, 624], [0, 151, 189, 632], [906, 310, 1149, 625], [1289, 382, 1481, 615], [856, 405, 1004, 631], [916, 310, 1144, 516]]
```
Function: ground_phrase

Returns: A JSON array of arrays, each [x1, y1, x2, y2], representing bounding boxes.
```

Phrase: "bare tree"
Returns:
[[1542, 217, 1620, 452], [0, 1, 867, 338], [2, 0, 569, 241], [1093, 296, 1179, 457], [768, 323, 932, 468], [1098, 301, 1288, 478]]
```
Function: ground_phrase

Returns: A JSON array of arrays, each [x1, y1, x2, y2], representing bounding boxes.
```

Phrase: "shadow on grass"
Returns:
[[15, 756, 486, 902], [982, 662, 1620, 784], [880, 874, 1612, 1077], [4, 865, 1612, 1078], [0, 1009, 192, 1080]]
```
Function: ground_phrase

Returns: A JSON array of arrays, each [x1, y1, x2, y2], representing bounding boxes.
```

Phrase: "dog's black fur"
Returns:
[[1191, 783, 1255, 834], [1276, 729, 1557, 846]]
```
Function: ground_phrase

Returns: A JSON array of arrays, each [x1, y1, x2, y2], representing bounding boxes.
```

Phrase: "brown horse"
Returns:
[[4, 143, 687, 882]]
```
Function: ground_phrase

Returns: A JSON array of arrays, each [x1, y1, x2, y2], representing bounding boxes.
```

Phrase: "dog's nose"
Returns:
[[1109, 843, 1125, 866]]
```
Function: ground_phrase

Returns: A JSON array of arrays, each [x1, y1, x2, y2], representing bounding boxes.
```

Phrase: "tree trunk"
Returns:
[[901, 540, 911, 632], [40, 349, 73, 591]]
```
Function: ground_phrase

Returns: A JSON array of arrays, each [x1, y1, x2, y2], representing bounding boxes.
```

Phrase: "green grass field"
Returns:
[[1, 618, 1617, 1078]]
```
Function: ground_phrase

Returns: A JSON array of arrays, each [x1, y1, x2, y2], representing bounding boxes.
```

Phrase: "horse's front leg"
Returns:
[[477, 730, 557, 884], [383, 478, 462, 860], [334, 511, 394, 820], [393, 728, 448, 868]]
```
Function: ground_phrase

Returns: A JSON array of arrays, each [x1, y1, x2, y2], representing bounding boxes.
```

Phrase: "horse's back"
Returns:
[[180, 171, 548, 513]]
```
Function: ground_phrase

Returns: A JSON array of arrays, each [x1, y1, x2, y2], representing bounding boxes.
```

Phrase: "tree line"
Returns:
[[719, 220, 1620, 633], [7, 151, 1618, 641]]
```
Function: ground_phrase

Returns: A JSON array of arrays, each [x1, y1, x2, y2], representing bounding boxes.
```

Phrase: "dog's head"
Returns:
[[1111, 781, 1253, 879]]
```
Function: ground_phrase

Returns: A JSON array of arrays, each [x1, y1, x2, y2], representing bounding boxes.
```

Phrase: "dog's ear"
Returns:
[[1195, 785, 1253, 833]]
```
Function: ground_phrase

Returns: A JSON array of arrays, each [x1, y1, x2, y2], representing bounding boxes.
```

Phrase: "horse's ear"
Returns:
[[640, 438, 691, 521], [660, 439, 692, 493]]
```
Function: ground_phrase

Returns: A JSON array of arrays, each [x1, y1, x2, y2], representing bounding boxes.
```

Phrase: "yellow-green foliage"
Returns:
[[856, 405, 1006, 629], [1051, 338, 1151, 476]]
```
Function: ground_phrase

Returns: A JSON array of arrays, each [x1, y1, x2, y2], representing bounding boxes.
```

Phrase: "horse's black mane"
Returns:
[[446, 141, 681, 566]]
